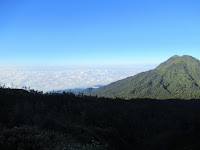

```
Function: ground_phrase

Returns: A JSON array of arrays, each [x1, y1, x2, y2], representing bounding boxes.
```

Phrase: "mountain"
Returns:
[[84, 55, 200, 99]]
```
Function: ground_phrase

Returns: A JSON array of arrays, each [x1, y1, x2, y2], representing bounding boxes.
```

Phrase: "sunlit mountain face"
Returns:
[[85, 55, 200, 100]]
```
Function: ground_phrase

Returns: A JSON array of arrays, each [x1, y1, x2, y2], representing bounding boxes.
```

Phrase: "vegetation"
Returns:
[[84, 55, 200, 99], [1, 87, 200, 149]]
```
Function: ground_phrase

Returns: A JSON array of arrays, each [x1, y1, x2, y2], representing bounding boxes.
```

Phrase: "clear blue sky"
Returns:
[[1, 0, 200, 66]]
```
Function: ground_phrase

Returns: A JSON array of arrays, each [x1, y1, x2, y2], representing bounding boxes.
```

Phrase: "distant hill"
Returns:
[[84, 55, 200, 99], [50, 85, 104, 94], [51, 88, 85, 94]]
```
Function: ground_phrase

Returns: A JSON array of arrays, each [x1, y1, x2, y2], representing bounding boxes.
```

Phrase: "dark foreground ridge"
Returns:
[[84, 55, 200, 99], [1, 88, 200, 150]]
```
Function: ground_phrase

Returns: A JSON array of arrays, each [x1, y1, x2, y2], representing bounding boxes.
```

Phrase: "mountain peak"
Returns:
[[181, 55, 197, 60], [166, 55, 180, 62], [156, 55, 198, 70], [170, 55, 180, 58], [156, 55, 180, 69]]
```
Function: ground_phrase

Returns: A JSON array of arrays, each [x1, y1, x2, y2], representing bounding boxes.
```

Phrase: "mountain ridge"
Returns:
[[84, 55, 200, 99]]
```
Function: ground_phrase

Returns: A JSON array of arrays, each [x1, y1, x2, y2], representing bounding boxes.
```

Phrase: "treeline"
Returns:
[[1, 87, 200, 149]]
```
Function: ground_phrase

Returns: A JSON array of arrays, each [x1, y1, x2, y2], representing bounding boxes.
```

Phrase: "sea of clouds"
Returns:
[[0, 65, 156, 92]]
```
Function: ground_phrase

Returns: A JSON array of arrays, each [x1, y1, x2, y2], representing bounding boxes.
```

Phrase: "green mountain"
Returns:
[[84, 55, 200, 99]]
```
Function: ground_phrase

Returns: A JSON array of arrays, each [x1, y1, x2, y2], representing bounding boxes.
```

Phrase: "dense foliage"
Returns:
[[1, 88, 200, 149], [85, 55, 200, 99]]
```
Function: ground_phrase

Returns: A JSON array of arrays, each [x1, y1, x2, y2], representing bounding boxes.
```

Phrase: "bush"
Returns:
[[0, 126, 107, 150]]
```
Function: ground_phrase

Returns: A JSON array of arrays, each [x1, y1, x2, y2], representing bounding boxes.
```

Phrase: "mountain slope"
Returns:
[[84, 55, 200, 99]]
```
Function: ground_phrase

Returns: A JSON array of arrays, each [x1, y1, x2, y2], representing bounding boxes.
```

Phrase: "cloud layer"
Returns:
[[0, 65, 154, 92]]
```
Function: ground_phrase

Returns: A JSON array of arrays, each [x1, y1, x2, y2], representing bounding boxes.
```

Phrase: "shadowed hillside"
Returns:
[[1, 88, 200, 149]]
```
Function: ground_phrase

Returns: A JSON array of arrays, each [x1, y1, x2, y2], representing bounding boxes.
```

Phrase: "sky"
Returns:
[[1, 0, 200, 66]]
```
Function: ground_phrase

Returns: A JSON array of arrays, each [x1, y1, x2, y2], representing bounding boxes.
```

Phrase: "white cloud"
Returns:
[[0, 65, 155, 92]]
